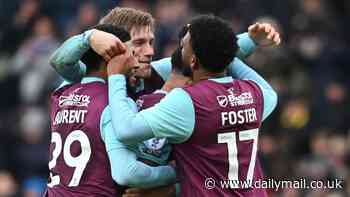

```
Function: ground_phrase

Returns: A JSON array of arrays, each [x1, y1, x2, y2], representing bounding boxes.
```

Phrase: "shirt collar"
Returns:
[[154, 89, 168, 94], [81, 77, 106, 84], [208, 76, 233, 83]]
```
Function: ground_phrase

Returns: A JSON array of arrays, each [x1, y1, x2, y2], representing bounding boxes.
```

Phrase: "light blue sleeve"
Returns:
[[227, 58, 278, 121], [100, 107, 177, 188], [108, 75, 154, 144], [108, 75, 195, 144], [151, 58, 172, 81], [49, 30, 92, 82], [150, 33, 256, 81], [138, 88, 195, 143], [236, 33, 257, 59]]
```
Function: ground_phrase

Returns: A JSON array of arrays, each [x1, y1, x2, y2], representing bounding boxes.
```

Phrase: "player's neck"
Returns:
[[86, 70, 107, 80], [162, 72, 191, 92], [192, 68, 226, 83], [86, 64, 108, 80]]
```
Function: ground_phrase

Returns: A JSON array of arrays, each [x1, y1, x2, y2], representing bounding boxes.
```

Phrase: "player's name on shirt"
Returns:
[[53, 109, 88, 125], [221, 108, 257, 126]]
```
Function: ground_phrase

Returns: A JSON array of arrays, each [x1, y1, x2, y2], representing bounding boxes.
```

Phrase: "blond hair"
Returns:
[[99, 7, 155, 32]]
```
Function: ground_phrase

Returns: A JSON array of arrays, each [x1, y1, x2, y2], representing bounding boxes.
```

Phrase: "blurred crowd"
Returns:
[[0, 0, 349, 196]]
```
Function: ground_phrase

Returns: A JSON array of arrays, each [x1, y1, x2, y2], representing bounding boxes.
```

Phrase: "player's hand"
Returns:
[[107, 46, 138, 76], [123, 185, 176, 197], [248, 23, 281, 47], [90, 29, 126, 62]]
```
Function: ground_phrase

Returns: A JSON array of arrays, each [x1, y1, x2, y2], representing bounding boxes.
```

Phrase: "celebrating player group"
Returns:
[[45, 6, 280, 197]]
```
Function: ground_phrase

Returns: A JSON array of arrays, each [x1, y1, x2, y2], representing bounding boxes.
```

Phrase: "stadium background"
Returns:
[[0, 0, 349, 196]]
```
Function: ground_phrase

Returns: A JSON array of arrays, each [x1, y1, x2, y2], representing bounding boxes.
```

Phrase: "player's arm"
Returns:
[[227, 23, 280, 120], [151, 22, 280, 81], [100, 107, 177, 188], [50, 29, 125, 82], [108, 74, 195, 144], [49, 31, 92, 82], [51, 29, 257, 83], [151, 32, 257, 81], [228, 58, 278, 121]]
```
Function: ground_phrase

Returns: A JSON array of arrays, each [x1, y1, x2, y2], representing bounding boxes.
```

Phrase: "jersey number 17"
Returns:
[[218, 128, 259, 188]]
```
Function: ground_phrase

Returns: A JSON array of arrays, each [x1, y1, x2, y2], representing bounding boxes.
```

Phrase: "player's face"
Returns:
[[127, 73, 140, 89], [114, 40, 139, 89], [181, 31, 196, 74], [129, 25, 155, 79]]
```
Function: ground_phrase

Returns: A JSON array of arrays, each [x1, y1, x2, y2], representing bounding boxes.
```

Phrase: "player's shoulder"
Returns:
[[235, 79, 263, 96], [137, 90, 167, 110], [80, 81, 108, 98], [181, 80, 219, 96], [160, 88, 193, 107], [68, 82, 108, 110], [141, 90, 167, 98], [141, 88, 192, 109]]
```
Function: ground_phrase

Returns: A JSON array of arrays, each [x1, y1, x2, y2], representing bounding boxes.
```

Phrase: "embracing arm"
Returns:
[[227, 23, 281, 120], [50, 29, 125, 82], [100, 107, 176, 188], [49, 31, 92, 82], [227, 58, 278, 121], [108, 75, 195, 145], [152, 23, 280, 82]]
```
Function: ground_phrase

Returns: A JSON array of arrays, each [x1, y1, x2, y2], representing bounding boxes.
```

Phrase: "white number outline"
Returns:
[[47, 130, 92, 187], [218, 128, 259, 188]]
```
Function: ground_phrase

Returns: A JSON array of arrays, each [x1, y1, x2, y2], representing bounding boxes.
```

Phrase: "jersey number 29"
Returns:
[[48, 130, 92, 187]]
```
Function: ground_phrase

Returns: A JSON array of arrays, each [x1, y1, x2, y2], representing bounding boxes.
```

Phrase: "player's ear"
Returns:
[[99, 61, 108, 78], [100, 60, 107, 68], [191, 55, 199, 70]]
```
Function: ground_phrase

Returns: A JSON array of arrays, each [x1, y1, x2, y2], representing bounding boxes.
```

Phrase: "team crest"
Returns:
[[144, 138, 167, 150], [136, 99, 144, 110]]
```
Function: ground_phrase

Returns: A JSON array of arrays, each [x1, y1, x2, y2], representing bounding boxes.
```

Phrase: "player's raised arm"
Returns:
[[227, 23, 281, 120], [100, 108, 176, 188], [50, 26, 256, 83], [49, 30, 92, 82], [228, 58, 278, 121], [248, 22, 281, 47], [107, 52, 195, 144], [50, 29, 125, 82]]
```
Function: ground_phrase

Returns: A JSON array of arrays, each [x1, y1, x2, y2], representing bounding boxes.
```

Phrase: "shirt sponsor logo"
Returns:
[[217, 89, 254, 108], [59, 89, 91, 108]]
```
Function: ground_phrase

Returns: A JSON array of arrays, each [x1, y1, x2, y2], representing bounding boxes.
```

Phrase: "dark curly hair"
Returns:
[[171, 25, 191, 77], [82, 24, 131, 74], [171, 47, 183, 73], [188, 15, 237, 73]]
